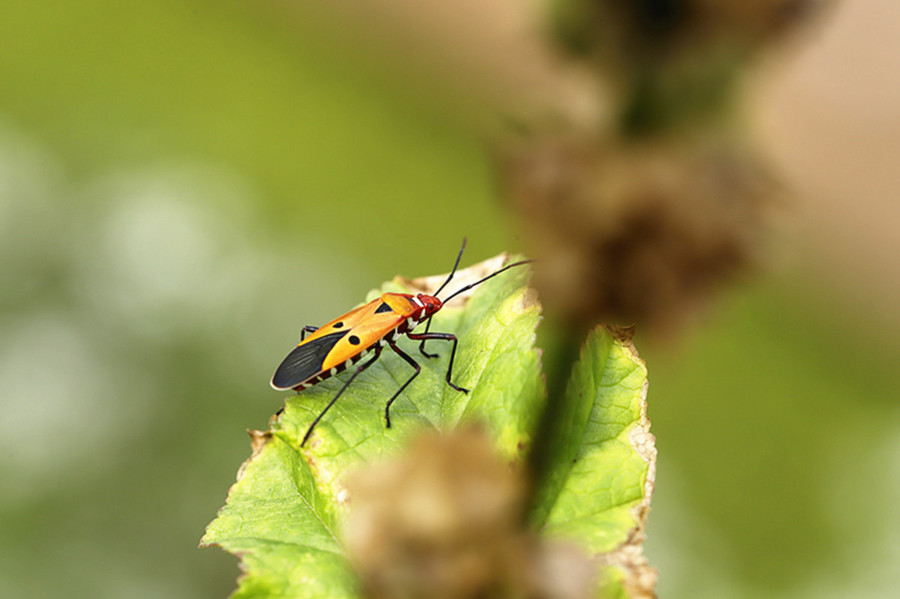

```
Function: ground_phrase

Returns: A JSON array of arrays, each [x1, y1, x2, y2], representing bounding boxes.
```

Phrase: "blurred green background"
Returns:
[[1, 1, 898, 598]]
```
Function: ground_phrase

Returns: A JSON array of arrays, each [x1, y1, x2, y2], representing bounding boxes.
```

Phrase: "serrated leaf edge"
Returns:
[[596, 325, 657, 598]]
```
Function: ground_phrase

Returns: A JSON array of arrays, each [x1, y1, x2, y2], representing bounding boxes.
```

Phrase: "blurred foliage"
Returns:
[[1, 1, 899, 599], [643, 275, 900, 595], [0, 0, 508, 269]]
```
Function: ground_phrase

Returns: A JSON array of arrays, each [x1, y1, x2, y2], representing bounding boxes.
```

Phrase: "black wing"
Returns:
[[270, 331, 346, 390]]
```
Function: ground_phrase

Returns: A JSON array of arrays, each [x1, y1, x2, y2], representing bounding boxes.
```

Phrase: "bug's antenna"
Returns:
[[431, 237, 467, 298], [417, 247, 532, 360], [439, 259, 535, 304]]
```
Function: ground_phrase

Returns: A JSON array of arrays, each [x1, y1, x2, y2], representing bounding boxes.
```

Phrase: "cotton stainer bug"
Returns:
[[270, 239, 532, 446]]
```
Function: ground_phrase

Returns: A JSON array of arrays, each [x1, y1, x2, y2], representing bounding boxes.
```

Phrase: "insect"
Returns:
[[271, 239, 532, 446]]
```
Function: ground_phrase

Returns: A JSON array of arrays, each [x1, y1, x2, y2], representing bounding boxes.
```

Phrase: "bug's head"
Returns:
[[417, 293, 443, 317]]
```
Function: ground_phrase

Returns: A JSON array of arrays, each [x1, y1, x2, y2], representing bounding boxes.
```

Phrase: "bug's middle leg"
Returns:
[[300, 345, 382, 446], [406, 331, 469, 394], [385, 340, 421, 428]]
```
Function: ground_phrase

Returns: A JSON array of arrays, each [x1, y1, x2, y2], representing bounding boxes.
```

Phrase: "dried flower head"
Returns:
[[500, 134, 784, 332], [344, 428, 595, 599]]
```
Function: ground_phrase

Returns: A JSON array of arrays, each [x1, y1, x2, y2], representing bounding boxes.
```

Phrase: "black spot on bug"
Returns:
[[348, 335, 361, 345], [375, 302, 393, 314], [333, 321, 344, 329]]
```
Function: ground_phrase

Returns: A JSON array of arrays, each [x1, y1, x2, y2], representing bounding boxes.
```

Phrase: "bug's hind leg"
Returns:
[[384, 340, 422, 428], [407, 331, 469, 394], [300, 345, 382, 447], [300, 325, 319, 340]]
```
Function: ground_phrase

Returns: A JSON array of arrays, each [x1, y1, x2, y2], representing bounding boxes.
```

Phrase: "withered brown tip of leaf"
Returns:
[[235, 430, 272, 483], [246, 429, 272, 454], [604, 324, 636, 344]]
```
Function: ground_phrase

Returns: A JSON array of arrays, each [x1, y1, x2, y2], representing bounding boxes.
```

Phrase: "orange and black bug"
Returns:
[[271, 239, 532, 446]]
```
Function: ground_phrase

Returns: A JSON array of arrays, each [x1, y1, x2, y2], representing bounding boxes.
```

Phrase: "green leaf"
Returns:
[[532, 325, 655, 596], [202, 254, 542, 597], [204, 257, 657, 598], [201, 431, 357, 599]]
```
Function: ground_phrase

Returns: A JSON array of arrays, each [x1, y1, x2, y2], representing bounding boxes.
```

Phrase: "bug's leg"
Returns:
[[300, 345, 382, 447], [300, 326, 319, 341], [417, 317, 439, 359], [384, 340, 422, 428], [407, 331, 469, 394]]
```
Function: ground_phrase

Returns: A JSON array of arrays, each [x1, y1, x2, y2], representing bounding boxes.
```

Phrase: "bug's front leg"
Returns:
[[416, 317, 439, 359], [406, 331, 469, 394]]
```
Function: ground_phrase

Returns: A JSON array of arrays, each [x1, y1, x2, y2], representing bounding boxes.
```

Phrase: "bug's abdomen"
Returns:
[[271, 331, 346, 390]]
